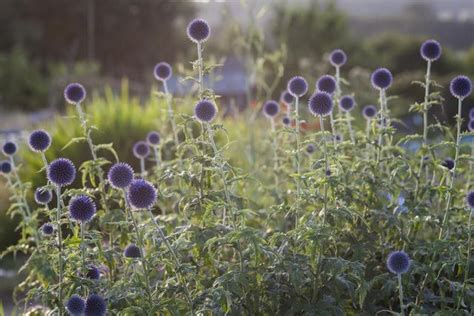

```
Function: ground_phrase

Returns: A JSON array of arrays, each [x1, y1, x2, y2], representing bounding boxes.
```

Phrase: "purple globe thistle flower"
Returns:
[[442, 158, 454, 170], [47, 158, 76, 187], [329, 49, 347, 67], [282, 116, 291, 126], [124, 243, 142, 258], [469, 108, 474, 120], [66, 294, 85, 315], [146, 131, 161, 146], [34, 187, 52, 205], [263, 100, 280, 118], [69, 195, 96, 223], [86, 265, 100, 280], [127, 179, 157, 210], [194, 100, 217, 123], [280, 91, 294, 105], [133, 141, 150, 158], [468, 120, 474, 132], [362, 105, 377, 120], [287, 76, 308, 97], [64, 83, 86, 105], [2, 141, 17, 156], [108, 162, 134, 189], [387, 250, 411, 274], [186, 18, 210, 43], [450, 75, 472, 99], [316, 75, 337, 95], [466, 191, 474, 209], [325, 169, 332, 176], [306, 144, 315, 154], [308, 91, 333, 117], [153, 62, 172, 81], [41, 223, 54, 235], [339, 95, 356, 112], [0, 160, 12, 174], [334, 134, 343, 142], [85, 294, 107, 316], [371, 68, 393, 90], [420, 39, 442, 62], [28, 130, 51, 152]]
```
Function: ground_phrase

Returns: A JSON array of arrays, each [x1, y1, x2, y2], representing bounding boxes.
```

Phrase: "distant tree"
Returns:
[[272, 0, 351, 76], [0, 0, 196, 80]]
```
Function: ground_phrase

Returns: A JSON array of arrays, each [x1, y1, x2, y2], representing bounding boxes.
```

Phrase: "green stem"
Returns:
[[270, 118, 278, 170], [345, 111, 355, 144], [55, 186, 63, 316], [81, 222, 86, 278], [140, 157, 145, 178], [163, 80, 179, 146], [397, 273, 405, 315], [295, 95, 301, 228], [123, 190, 154, 306], [439, 97, 463, 239], [147, 210, 195, 315], [320, 115, 329, 225], [206, 123, 232, 227], [457, 211, 472, 309]]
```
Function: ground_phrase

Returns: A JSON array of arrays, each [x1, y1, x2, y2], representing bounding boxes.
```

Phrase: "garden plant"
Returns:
[[0, 18, 473, 315]]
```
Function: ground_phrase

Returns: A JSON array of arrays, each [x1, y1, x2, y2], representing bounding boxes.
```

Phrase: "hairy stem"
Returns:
[[147, 210, 194, 315], [163, 80, 179, 146], [55, 186, 63, 316], [398, 273, 405, 315], [439, 98, 463, 239], [295, 95, 301, 228]]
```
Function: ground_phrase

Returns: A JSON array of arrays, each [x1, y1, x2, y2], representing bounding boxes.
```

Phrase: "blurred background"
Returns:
[[0, 0, 473, 310]]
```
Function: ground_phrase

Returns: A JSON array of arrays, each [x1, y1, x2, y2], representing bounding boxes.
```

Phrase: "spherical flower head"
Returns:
[[35, 187, 52, 205], [263, 100, 280, 118], [2, 141, 17, 156], [329, 49, 347, 67], [127, 179, 157, 210], [64, 83, 86, 104], [146, 131, 161, 146], [470, 108, 474, 120], [308, 91, 333, 117], [281, 91, 294, 105], [153, 62, 172, 81], [124, 243, 142, 258], [387, 250, 410, 274], [468, 120, 474, 132], [371, 68, 393, 90], [47, 158, 76, 187], [28, 130, 51, 152], [108, 162, 134, 189], [85, 294, 107, 316], [282, 116, 291, 126], [316, 75, 337, 95], [187, 18, 210, 43], [362, 105, 377, 120], [442, 158, 454, 170], [194, 100, 217, 123], [465, 190, 474, 210], [306, 144, 315, 154], [41, 223, 54, 235], [420, 39, 442, 62], [340, 95, 356, 112], [86, 265, 100, 280], [133, 141, 150, 158], [0, 160, 12, 174], [287, 76, 308, 97], [66, 294, 85, 315], [69, 195, 96, 223], [450, 75, 472, 99]]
